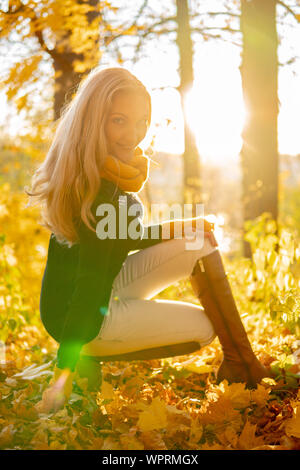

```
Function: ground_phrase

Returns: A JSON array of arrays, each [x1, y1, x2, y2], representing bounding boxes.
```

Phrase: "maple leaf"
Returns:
[[285, 405, 300, 438], [200, 396, 243, 432], [237, 421, 264, 450], [250, 384, 271, 407], [219, 381, 251, 409], [217, 425, 239, 448], [137, 397, 167, 432]]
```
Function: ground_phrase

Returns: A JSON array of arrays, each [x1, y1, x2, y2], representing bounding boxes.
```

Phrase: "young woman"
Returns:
[[26, 67, 270, 412]]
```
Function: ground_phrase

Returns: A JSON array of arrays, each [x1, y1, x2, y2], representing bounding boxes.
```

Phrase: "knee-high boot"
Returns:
[[189, 249, 271, 388]]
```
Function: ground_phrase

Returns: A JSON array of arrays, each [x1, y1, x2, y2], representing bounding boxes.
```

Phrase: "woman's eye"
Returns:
[[113, 117, 125, 125]]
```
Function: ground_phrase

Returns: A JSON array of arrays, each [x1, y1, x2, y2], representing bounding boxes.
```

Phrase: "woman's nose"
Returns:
[[126, 126, 137, 144], [124, 124, 143, 146]]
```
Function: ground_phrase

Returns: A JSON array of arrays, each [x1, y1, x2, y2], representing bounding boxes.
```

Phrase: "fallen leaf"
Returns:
[[285, 407, 300, 438], [137, 396, 167, 432], [100, 381, 115, 400], [237, 420, 264, 450]]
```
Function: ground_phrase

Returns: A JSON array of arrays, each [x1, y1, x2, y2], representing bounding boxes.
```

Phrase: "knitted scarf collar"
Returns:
[[100, 147, 149, 193]]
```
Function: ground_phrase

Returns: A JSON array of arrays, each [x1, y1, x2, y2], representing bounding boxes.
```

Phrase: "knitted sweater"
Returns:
[[39, 178, 163, 371]]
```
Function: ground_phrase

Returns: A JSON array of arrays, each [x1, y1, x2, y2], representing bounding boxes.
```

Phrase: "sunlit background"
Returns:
[[1, 0, 300, 254]]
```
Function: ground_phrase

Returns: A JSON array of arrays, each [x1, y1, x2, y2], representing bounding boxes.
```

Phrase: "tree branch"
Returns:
[[277, 1, 300, 21]]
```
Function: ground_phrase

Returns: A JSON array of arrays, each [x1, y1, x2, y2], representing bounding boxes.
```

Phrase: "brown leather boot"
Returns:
[[189, 249, 271, 388]]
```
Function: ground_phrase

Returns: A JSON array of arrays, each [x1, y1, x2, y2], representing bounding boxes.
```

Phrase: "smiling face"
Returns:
[[104, 89, 150, 163]]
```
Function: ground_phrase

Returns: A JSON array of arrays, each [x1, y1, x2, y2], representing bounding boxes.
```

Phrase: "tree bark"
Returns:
[[240, 0, 279, 257], [53, 0, 101, 120], [175, 0, 202, 214]]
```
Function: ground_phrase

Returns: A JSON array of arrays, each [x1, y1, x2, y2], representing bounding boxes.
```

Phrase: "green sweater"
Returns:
[[39, 178, 163, 371]]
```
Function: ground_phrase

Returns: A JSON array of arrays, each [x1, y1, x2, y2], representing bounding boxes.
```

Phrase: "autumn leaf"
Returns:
[[189, 418, 203, 445], [250, 384, 271, 407], [100, 381, 115, 400], [120, 433, 144, 450], [237, 421, 264, 450], [217, 425, 239, 448], [139, 430, 167, 450], [0, 424, 15, 448], [285, 405, 300, 438], [200, 396, 243, 432], [219, 381, 251, 409], [137, 396, 167, 432], [185, 363, 213, 374]]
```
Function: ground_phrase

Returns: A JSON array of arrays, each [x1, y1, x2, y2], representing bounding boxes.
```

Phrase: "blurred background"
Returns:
[[0, 0, 300, 259]]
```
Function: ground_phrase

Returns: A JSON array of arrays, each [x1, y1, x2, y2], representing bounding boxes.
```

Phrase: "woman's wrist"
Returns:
[[161, 217, 214, 241]]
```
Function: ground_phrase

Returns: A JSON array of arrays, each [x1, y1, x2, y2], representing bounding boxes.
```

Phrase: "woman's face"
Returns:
[[104, 90, 150, 163]]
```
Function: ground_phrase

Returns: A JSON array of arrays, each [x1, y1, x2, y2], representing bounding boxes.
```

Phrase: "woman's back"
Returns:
[[39, 177, 163, 370]]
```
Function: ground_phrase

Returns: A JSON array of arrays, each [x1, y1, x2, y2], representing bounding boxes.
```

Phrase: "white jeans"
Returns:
[[81, 230, 217, 357]]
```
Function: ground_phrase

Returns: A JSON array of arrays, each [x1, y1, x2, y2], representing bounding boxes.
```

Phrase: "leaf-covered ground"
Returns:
[[0, 184, 299, 450], [0, 318, 299, 450]]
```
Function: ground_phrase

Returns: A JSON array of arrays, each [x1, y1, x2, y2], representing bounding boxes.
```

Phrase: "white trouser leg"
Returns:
[[81, 231, 217, 356]]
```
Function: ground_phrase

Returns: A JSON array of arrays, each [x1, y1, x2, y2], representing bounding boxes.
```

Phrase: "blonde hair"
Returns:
[[25, 67, 152, 248]]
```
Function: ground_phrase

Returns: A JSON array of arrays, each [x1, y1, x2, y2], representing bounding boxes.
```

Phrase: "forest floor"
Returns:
[[0, 280, 299, 451]]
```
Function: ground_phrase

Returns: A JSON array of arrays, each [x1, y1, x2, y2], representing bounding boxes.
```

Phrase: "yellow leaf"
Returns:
[[49, 440, 67, 450], [101, 381, 115, 400], [285, 407, 300, 438], [137, 397, 167, 432], [120, 434, 144, 450], [237, 420, 264, 450], [185, 363, 213, 374], [189, 418, 203, 444], [139, 430, 167, 450], [220, 381, 251, 409], [200, 396, 242, 432], [0, 424, 15, 448], [218, 425, 238, 448], [250, 384, 270, 407]]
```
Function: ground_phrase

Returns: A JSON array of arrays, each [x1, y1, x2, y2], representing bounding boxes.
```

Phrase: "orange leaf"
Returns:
[[237, 420, 264, 450]]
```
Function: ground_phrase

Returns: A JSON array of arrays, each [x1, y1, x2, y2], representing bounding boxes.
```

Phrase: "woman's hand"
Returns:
[[204, 230, 218, 247], [35, 366, 75, 413], [162, 217, 218, 247]]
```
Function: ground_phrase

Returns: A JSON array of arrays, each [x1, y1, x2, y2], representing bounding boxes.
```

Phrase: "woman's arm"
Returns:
[[135, 217, 215, 250], [162, 217, 215, 239]]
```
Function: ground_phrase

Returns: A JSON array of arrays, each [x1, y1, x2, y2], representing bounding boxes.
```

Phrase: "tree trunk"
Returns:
[[175, 0, 202, 215], [53, 0, 101, 120], [240, 0, 279, 257]]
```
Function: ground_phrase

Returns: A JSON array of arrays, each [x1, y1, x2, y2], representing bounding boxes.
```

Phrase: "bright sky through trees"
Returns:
[[0, 0, 300, 166]]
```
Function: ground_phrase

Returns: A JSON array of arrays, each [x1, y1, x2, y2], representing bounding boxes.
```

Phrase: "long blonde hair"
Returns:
[[25, 67, 152, 248]]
